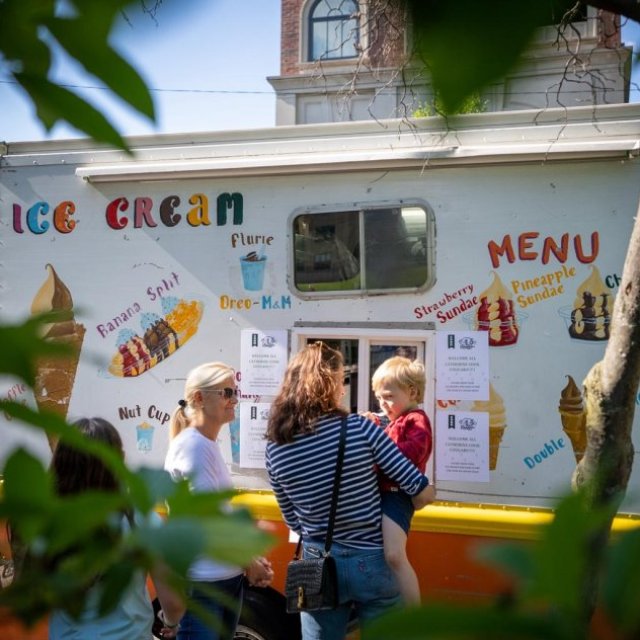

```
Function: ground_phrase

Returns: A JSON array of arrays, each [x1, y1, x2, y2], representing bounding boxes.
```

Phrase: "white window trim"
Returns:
[[300, 0, 369, 65]]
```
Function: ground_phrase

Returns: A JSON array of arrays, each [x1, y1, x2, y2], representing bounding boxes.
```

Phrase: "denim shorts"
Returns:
[[381, 490, 415, 534], [301, 541, 400, 640]]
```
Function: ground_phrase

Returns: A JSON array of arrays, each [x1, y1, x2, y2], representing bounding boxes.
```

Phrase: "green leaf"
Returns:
[[531, 491, 615, 619], [96, 560, 136, 615], [0, 401, 132, 481], [46, 16, 154, 119], [166, 485, 237, 518], [0, 315, 75, 387], [363, 603, 567, 640], [475, 542, 536, 589], [45, 492, 128, 553], [0, 449, 52, 509], [602, 528, 640, 635], [200, 512, 273, 567], [72, 0, 135, 40], [407, 0, 577, 113], [134, 518, 207, 576], [133, 467, 177, 509], [0, 0, 53, 75], [15, 72, 128, 150]]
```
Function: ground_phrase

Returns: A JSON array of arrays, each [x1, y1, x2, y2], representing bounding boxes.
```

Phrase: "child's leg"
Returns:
[[382, 514, 421, 605]]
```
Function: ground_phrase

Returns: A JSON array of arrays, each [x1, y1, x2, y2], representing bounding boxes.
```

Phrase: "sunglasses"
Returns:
[[208, 387, 239, 400]]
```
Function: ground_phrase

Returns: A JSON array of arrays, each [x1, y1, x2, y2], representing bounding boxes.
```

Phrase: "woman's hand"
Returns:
[[158, 609, 180, 638], [412, 483, 436, 510], [245, 556, 274, 588], [160, 625, 179, 639]]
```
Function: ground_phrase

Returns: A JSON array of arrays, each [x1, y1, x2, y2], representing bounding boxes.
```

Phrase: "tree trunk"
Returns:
[[572, 198, 640, 622], [574, 204, 639, 496]]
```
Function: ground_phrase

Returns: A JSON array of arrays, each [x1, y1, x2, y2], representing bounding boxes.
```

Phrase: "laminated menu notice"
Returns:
[[239, 402, 271, 469], [240, 329, 287, 396], [435, 411, 489, 482], [436, 331, 489, 401]]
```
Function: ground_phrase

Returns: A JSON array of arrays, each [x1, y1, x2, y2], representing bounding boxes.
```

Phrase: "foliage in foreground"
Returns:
[[365, 490, 640, 640], [407, 0, 589, 114], [413, 92, 487, 118], [0, 316, 273, 625], [0, 0, 156, 150]]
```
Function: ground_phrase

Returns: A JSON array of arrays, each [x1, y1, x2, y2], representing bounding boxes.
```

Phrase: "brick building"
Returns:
[[268, 0, 631, 124]]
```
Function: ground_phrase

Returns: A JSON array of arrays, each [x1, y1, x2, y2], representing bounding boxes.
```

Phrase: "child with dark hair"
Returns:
[[39, 417, 183, 639]]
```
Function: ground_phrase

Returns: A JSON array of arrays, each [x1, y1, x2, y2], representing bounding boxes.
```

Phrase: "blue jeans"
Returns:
[[177, 575, 244, 640], [300, 541, 400, 640]]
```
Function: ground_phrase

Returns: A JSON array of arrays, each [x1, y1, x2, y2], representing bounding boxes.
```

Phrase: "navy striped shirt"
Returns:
[[265, 413, 429, 549]]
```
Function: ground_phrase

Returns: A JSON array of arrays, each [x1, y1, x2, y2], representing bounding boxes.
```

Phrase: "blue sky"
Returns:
[[0, 0, 281, 142], [1, 2, 639, 143]]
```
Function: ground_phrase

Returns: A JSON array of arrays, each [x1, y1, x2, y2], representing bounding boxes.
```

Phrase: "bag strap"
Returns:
[[293, 414, 348, 559], [324, 415, 347, 554]]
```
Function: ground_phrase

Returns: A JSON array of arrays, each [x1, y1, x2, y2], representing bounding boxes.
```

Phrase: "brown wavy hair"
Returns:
[[266, 341, 346, 444]]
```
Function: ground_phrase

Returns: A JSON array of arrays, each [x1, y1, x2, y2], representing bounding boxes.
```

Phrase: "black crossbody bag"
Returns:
[[285, 415, 347, 614]]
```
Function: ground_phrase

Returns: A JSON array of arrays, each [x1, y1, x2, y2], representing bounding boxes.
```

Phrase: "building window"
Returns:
[[292, 203, 435, 296], [308, 0, 360, 61]]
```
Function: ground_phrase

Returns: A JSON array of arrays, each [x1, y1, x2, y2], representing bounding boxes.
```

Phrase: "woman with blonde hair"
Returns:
[[165, 362, 273, 640], [266, 342, 435, 640]]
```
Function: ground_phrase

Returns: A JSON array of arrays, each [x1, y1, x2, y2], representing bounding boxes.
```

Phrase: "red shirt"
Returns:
[[378, 408, 433, 492]]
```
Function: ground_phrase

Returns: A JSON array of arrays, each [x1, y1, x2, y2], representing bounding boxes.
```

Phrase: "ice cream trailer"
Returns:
[[2, 103, 640, 638]]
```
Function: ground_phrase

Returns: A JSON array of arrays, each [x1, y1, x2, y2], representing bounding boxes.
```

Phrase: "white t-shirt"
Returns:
[[164, 427, 242, 581]]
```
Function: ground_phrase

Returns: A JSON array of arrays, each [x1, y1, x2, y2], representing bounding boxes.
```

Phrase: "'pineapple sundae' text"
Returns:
[[510, 264, 575, 309]]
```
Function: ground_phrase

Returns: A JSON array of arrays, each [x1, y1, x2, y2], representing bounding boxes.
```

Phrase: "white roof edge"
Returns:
[[4, 103, 640, 177], [75, 138, 640, 183]]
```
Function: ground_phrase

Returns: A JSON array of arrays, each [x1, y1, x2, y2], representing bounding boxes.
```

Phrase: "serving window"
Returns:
[[292, 203, 435, 296]]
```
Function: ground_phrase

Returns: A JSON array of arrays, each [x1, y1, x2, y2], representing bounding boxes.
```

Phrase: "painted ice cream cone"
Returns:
[[475, 272, 520, 346], [558, 375, 587, 463], [31, 264, 85, 451], [472, 383, 507, 470], [488, 425, 506, 470], [566, 266, 611, 341]]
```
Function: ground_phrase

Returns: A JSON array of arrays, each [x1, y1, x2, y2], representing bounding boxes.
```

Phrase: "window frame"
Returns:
[[288, 199, 436, 299], [306, 0, 361, 62]]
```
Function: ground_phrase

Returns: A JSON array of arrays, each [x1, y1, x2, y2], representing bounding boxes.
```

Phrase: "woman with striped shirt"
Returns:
[[266, 342, 435, 640]]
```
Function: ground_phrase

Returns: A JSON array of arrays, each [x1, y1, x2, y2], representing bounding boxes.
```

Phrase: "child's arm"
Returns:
[[394, 413, 433, 468], [412, 483, 436, 509]]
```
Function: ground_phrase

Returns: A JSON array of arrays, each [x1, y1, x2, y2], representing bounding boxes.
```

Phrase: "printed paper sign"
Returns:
[[435, 411, 489, 482], [239, 401, 271, 469], [240, 329, 288, 396], [436, 331, 489, 401]]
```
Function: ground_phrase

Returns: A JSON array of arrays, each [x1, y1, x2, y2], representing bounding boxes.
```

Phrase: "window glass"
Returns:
[[306, 338, 359, 412], [293, 204, 432, 295], [309, 0, 359, 60]]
